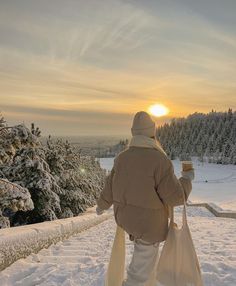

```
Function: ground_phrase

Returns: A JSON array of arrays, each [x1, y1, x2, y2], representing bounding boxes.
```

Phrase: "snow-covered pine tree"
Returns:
[[45, 138, 106, 218], [230, 145, 236, 165], [98, 139, 129, 158], [0, 179, 33, 228], [222, 140, 233, 164], [0, 117, 34, 227], [0, 122, 62, 224], [1, 117, 106, 227], [8, 145, 63, 224], [156, 109, 236, 164]]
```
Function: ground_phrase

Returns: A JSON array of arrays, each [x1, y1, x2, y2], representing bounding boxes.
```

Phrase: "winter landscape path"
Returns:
[[0, 206, 235, 286]]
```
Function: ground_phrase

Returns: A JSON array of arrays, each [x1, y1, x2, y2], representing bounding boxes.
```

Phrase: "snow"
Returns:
[[0, 157, 235, 285], [99, 158, 236, 211], [0, 207, 112, 271], [0, 207, 235, 286], [98, 158, 114, 173]]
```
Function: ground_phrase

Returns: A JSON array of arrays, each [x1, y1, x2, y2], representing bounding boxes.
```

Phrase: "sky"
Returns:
[[0, 0, 236, 136]]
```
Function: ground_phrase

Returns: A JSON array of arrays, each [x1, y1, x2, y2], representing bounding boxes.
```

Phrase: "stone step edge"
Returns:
[[0, 208, 113, 271], [187, 201, 236, 219]]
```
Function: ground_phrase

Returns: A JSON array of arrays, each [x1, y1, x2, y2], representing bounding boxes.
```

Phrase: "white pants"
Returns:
[[122, 239, 159, 286]]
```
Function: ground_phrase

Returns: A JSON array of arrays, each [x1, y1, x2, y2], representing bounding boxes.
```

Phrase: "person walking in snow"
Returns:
[[96, 111, 194, 286]]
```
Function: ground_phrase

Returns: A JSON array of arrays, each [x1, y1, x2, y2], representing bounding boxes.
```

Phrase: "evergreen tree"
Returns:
[[0, 118, 34, 227], [156, 110, 236, 164], [230, 145, 236, 165], [99, 139, 129, 158], [45, 138, 106, 218], [0, 117, 106, 227]]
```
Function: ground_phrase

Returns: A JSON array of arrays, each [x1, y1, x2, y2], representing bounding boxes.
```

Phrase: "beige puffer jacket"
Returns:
[[97, 146, 192, 243]]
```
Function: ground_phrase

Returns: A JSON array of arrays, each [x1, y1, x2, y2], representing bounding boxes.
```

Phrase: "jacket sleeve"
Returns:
[[96, 168, 114, 210], [155, 158, 192, 207]]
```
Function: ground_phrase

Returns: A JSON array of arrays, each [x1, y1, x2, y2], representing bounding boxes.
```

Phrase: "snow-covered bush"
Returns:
[[0, 179, 33, 228], [0, 116, 106, 227], [6, 146, 62, 224]]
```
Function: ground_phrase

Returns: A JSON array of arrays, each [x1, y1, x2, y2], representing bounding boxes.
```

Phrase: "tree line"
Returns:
[[156, 109, 236, 164]]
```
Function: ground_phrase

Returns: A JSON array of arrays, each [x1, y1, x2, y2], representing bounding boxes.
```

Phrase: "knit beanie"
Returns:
[[131, 111, 156, 137]]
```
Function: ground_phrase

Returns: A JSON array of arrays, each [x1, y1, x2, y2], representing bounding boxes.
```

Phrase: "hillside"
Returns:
[[156, 109, 236, 164]]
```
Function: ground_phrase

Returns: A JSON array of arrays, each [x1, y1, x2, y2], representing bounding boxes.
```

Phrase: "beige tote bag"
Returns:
[[156, 202, 204, 286], [105, 225, 126, 286]]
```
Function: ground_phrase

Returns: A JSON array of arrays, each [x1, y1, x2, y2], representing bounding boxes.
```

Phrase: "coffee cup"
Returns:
[[182, 161, 193, 172]]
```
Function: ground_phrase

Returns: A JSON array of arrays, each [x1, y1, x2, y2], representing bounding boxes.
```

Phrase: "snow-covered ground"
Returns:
[[99, 158, 236, 211], [0, 207, 235, 286], [0, 157, 235, 285], [0, 207, 112, 271]]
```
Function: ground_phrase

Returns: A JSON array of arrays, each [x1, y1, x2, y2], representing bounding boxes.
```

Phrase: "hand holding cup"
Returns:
[[182, 161, 193, 172], [181, 161, 194, 181]]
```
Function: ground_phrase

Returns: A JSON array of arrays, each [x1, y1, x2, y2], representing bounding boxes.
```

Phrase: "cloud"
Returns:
[[1, 104, 133, 136], [0, 0, 156, 64], [0, 0, 236, 135], [1, 103, 173, 136], [1, 104, 130, 120]]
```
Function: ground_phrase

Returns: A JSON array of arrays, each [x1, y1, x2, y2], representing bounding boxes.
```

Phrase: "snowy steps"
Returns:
[[30, 256, 95, 264], [0, 207, 113, 271], [0, 209, 236, 285], [187, 201, 236, 219], [0, 218, 120, 286]]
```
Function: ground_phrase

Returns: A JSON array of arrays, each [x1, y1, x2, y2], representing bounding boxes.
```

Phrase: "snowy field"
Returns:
[[99, 158, 236, 211], [0, 207, 235, 286]]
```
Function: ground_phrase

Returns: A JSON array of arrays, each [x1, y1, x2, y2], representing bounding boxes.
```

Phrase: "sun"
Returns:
[[148, 104, 169, 117]]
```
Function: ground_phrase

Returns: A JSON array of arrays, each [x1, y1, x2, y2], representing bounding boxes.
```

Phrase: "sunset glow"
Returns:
[[0, 0, 235, 136], [148, 104, 169, 117]]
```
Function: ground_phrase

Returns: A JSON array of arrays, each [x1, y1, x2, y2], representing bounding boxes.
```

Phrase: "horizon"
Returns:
[[0, 0, 236, 136], [5, 108, 234, 138]]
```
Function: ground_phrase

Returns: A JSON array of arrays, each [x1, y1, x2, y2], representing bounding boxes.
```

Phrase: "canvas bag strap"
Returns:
[[170, 206, 174, 224], [182, 194, 188, 225], [170, 191, 188, 226]]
